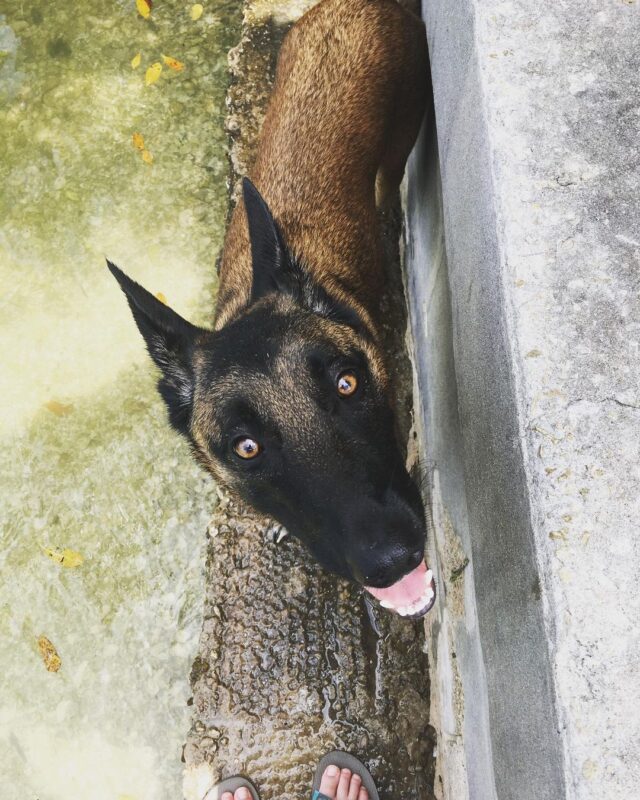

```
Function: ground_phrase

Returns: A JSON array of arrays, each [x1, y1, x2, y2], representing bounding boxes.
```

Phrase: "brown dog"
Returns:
[[109, 0, 434, 618]]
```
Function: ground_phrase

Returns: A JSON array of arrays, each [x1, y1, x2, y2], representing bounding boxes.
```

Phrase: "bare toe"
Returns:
[[358, 787, 368, 800], [347, 772, 362, 800], [235, 789, 251, 800], [220, 793, 233, 800], [319, 764, 341, 799], [336, 768, 352, 800]]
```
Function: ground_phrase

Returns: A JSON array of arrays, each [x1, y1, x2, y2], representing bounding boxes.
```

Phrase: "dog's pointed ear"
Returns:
[[243, 177, 291, 303], [107, 259, 201, 435], [241, 178, 368, 336]]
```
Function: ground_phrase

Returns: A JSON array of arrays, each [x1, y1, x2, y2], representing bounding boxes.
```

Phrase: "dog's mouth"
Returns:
[[365, 561, 436, 618]]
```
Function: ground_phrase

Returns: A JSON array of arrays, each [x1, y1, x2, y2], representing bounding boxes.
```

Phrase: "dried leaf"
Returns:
[[131, 52, 141, 69], [136, 0, 152, 19], [44, 400, 73, 416], [60, 548, 84, 567], [142, 149, 154, 165], [37, 636, 62, 672], [155, 292, 167, 304], [145, 62, 163, 86], [162, 54, 185, 72], [190, 3, 204, 20], [41, 545, 84, 568], [132, 132, 145, 151], [42, 546, 64, 565]]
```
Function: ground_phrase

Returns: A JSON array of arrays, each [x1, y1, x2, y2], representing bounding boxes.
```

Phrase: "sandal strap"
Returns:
[[312, 792, 333, 800]]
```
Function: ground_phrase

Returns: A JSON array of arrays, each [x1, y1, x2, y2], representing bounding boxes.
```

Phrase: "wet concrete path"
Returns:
[[183, 5, 434, 799], [184, 497, 434, 799]]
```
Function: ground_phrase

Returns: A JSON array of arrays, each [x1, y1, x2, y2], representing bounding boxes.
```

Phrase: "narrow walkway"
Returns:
[[183, 4, 434, 798]]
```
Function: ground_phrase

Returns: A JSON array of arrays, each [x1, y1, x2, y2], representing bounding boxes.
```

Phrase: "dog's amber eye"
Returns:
[[233, 437, 261, 459], [337, 371, 358, 396]]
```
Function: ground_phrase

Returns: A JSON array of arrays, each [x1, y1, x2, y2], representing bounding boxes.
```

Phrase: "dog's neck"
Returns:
[[213, 196, 382, 340]]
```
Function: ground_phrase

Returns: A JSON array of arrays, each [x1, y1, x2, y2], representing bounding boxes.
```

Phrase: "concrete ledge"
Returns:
[[404, 0, 640, 798]]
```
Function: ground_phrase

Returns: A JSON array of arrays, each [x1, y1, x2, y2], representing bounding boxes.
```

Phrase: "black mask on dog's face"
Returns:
[[108, 179, 434, 617]]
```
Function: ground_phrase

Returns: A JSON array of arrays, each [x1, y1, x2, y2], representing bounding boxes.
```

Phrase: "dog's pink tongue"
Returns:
[[365, 560, 429, 607]]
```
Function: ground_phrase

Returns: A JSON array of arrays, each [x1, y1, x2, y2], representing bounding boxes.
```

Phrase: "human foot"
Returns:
[[220, 787, 253, 800], [314, 764, 369, 800]]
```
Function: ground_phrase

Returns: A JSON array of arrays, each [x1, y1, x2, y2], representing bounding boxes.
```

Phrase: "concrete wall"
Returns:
[[404, 1, 640, 798]]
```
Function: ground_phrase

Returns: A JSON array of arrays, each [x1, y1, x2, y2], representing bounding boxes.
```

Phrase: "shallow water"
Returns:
[[0, 2, 239, 797]]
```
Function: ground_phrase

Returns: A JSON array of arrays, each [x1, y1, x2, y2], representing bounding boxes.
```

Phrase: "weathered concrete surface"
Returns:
[[183, 496, 434, 800], [183, 3, 434, 798], [404, 1, 640, 798]]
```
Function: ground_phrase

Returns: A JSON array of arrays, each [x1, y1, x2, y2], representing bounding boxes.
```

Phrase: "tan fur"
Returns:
[[215, 0, 428, 337], [191, 299, 388, 479]]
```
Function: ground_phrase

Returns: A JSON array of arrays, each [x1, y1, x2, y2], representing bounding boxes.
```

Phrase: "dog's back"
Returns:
[[215, 0, 428, 332]]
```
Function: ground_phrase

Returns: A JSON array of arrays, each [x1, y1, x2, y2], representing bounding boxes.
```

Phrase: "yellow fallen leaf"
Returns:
[[136, 0, 152, 19], [162, 54, 185, 72], [37, 636, 61, 672], [145, 62, 162, 86], [132, 132, 145, 150], [41, 545, 84, 568], [131, 52, 141, 69], [142, 149, 154, 165], [155, 292, 167, 304], [42, 546, 64, 565], [190, 3, 204, 20], [60, 548, 84, 567], [44, 400, 73, 416]]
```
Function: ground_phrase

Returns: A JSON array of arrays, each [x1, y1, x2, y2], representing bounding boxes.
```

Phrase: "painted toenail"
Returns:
[[326, 765, 339, 776]]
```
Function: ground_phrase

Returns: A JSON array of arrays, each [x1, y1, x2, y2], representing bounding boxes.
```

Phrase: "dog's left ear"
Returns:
[[242, 177, 294, 303], [107, 260, 204, 435], [243, 177, 364, 332]]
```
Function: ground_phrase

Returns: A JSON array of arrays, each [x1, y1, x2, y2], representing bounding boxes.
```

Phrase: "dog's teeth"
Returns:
[[379, 585, 436, 618], [425, 569, 433, 584]]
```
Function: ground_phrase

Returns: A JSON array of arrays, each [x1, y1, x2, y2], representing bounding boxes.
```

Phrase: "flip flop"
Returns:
[[204, 776, 261, 800], [312, 750, 380, 800]]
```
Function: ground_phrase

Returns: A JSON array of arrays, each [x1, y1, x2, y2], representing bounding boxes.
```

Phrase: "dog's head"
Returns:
[[109, 179, 435, 617]]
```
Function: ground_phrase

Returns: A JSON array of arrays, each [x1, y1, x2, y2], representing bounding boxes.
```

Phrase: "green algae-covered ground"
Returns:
[[0, 2, 239, 797]]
